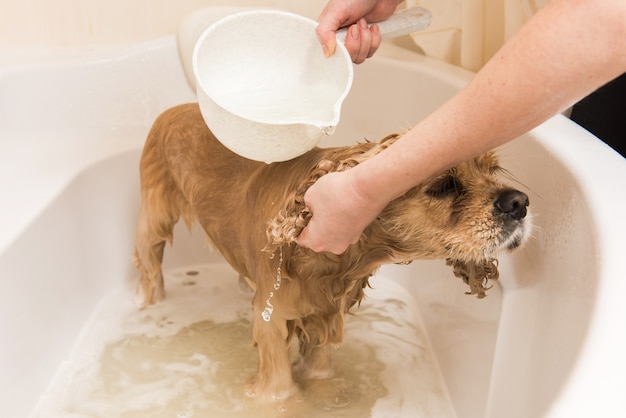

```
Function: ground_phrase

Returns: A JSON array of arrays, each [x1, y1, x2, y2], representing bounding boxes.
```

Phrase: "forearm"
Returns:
[[299, 0, 625, 253], [352, 0, 626, 204]]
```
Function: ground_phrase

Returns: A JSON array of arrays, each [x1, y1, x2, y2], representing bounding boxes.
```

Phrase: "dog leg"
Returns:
[[293, 319, 335, 381], [248, 313, 300, 401], [133, 244, 165, 307], [133, 189, 179, 307]]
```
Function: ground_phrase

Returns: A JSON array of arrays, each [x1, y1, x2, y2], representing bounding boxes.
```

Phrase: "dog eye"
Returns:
[[426, 176, 461, 197]]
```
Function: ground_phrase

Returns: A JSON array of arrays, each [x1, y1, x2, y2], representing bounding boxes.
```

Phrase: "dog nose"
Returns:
[[494, 190, 529, 220]]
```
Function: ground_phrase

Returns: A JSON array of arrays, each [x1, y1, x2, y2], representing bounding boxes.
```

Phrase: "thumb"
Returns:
[[315, 21, 338, 58]]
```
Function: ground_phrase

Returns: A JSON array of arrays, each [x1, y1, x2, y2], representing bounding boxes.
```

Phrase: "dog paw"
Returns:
[[293, 358, 335, 381], [134, 280, 165, 308], [244, 379, 301, 403]]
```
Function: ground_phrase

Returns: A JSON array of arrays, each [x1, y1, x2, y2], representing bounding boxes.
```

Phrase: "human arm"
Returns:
[[298, 0, 626, 254]]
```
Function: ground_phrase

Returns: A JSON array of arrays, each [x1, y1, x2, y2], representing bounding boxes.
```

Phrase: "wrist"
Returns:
[[347, 161, 397, 216]]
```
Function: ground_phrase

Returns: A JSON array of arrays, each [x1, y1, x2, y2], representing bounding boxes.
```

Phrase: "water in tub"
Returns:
[[33, 262, 456, 417]]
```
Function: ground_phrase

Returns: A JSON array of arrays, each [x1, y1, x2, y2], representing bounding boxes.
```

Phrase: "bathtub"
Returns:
[[1, 35, 625, 418]]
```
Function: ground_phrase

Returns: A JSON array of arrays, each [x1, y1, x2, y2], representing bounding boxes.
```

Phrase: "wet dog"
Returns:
[[133, 103, 530, 401]]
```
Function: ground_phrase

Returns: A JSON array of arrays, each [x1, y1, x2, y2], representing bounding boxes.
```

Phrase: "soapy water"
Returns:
[[32, 263, 456, 418]]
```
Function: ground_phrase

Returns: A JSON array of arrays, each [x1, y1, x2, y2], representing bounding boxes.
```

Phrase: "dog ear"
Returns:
[[264, 154, 364, 251], [265, 133, 403, 251], [265, 159, 336, 251], [265, 207, 312, 250], [446, 258, 499, 298]]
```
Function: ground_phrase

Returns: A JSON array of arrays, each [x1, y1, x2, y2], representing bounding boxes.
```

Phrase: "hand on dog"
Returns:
[[296, 170, 385, 254]]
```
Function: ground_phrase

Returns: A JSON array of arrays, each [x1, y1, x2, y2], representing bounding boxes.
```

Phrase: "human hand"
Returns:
[[316, 0, 401, 63], [296, 170, 386, 254]]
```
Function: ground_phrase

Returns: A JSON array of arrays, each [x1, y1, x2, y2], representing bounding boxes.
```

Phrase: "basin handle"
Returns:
[[335, 7, 432, 43]]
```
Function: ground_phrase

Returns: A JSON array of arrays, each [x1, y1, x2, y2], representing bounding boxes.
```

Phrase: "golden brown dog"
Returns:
[[133, 103, 530, 401]]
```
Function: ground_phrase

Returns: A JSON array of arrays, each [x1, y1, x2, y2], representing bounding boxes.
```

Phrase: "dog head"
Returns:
[[378, 150, 530, 262], [376, 148, 530, 297], [267, 133, 531, 298]]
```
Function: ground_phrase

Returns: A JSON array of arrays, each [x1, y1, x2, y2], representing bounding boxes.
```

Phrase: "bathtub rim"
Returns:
[[520, 116, 626, 418]]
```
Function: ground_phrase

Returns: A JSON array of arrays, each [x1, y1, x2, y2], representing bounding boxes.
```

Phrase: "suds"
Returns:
[[32, 263, 456, 418]]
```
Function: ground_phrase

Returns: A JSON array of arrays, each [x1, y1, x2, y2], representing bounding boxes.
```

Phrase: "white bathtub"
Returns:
[[1, 36, 625, 418]]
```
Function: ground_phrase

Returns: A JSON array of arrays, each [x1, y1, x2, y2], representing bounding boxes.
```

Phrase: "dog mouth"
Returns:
[[506, 236, 523, 250], [498, 213, 532, 252], [501, 225, 525, 251]]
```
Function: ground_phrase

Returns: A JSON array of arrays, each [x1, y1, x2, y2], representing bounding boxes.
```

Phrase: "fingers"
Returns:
[[295, 185, 361, 255], [316, 0, 393, 62], [295, 176, 355, 254], [316, 13, 382, 63], [298, 236, 349, 255], [296, 219, 353, 255], [343, 19, 382, 64], [368, 24, 382, 58]]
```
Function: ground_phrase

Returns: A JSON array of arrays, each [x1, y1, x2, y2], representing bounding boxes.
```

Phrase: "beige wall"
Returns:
[[0, 0, 325, 48], [408, 0, 546, 71], [1, 0, 546, 70]]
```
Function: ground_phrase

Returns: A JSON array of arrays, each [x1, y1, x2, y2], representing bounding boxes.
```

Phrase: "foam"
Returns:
[[32, 262, 456, 417]]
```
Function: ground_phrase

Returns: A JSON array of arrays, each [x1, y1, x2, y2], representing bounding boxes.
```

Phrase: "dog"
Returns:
[[133, 103, 530, 401]]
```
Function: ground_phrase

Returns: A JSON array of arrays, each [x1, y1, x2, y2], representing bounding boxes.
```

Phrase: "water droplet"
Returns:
[[262, 308, 272, 322]]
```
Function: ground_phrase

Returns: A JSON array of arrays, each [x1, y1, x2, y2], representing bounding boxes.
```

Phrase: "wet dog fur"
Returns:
[[133, 103, 530, 401]]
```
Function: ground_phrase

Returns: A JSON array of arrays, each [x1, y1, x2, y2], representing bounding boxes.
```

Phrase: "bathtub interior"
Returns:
[[1, 37, 624, 418]]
